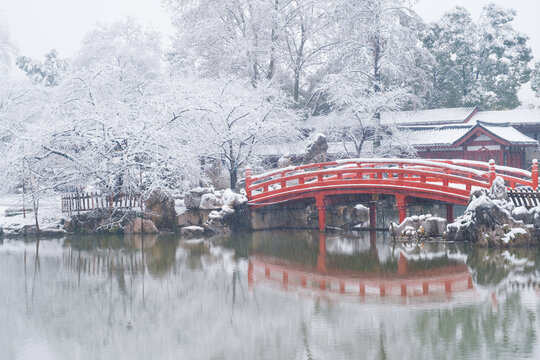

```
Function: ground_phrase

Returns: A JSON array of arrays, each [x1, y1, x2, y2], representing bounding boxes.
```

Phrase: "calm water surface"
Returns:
[[1, 231, 540, 360]]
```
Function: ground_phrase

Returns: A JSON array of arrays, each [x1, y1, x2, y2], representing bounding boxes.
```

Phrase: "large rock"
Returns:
[[184, 187, 213, 209], [490, 176, 509, 202], [390, 214, 447, 238], [222, 189, 247, 209], [144, 190, 177, 231], [199, 193, 223, 210], [446, 194, 532, 246], [176, 209, 213, 227], [277, 154, 292, 168], [421, 217, 447, 237], [124, 218, 159, 234], [303, 133, 328, 164], [180, 226, 205, 236]]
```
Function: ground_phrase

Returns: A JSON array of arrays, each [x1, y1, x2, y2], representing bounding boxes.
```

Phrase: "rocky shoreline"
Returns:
[[3, 177, 540, 248]]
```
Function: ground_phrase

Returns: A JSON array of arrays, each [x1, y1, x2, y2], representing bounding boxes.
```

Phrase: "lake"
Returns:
[[1, 231, 539, 359]]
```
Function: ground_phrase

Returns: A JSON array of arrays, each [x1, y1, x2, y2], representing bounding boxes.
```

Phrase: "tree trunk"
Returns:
[[229, 167, 238, 189]]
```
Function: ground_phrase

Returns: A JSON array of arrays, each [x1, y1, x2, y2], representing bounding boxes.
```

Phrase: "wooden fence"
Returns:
[[61, 192, 143, 214], [507, 187, 540, 208]]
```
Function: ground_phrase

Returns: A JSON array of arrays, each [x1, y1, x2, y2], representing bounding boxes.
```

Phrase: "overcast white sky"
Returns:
[[0, 0, 538, 59], [0, 0, 538, 103]]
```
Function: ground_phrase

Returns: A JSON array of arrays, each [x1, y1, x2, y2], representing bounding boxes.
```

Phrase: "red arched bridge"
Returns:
[[245, 158, 539, 231]]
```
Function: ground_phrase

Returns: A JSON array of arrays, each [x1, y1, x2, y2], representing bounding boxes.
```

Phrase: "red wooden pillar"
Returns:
[[446, 204, 454, 223], [397, 252, 408, 276], [532, 159, 538, 189], [489, 159, 496, 186], [316, 194, 326, 232], [317, 233, 327, 273], [369, 201, 377, 228], [245, 166, 252, 199], [396, 194, 407, 224], [248, 261, 253, 289]]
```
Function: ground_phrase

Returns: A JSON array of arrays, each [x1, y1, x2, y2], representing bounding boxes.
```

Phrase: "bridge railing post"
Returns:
[[245, 166, 252, 199], [316, 194, 326, 232], [532, 159, 538, 189], [489, 159, 496, 187]]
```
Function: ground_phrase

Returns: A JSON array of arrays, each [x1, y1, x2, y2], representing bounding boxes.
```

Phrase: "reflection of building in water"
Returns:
[[248, 231, 475, 302]]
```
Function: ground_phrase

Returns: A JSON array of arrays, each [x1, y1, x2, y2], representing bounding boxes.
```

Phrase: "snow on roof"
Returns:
[[400, 125, 471, 147], [401, 123, 538, 148], [302, 115, 357, 129], [470, 108, 540, 125], [381, 107, 476, 126], [481, 123, 538, 144]]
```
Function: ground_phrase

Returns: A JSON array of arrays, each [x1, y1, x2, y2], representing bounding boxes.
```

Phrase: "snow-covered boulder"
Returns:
[[222, 188, 247, 209], [490, 176, 509, 202], [512, 206, 533, 224], [184, 187, 214, 209], [180, 226, 205, 236], [124, 218, 159, 234], [303, 133, 328, 164], [390, 214, 448, 238], [199, 193, 224, 210], [422, 217, 447, 237], [277, 154, 292, 168], [446, 182, 533, 246]]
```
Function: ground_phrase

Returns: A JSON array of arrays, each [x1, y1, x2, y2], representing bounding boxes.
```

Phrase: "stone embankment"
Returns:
[[177, 187, 247, 236], [390, 215, 447, 238]]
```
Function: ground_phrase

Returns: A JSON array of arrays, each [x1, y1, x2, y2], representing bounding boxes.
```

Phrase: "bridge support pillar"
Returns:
[[396, 194, 407, 224], [369, 201, 377, 228], [316, 195, 326, 232], [446, 204, 454, 223]]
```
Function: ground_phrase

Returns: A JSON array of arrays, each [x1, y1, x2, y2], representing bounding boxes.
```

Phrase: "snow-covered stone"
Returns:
[[446, 179, 534, 246], [390, 214, 447, 238], [199, 193, 223, 210], [303, 133, 328, 164], [277, 154, 292, 168], [184, 187, 214, 209], [180, 226, 205, 236], [222, 188, 247, 208], [490, 176, 509, 201]]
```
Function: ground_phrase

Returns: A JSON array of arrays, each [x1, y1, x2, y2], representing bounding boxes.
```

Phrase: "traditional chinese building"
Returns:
[[381, 107, 540, 168], [256, 107, 540, 170]]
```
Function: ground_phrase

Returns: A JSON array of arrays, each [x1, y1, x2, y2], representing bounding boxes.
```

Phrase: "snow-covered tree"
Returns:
[[16, 49, 67, 87], [44, 19, 196, 197], [315, 0, 425, 157], [278, 0, 338, 104], [164, 0, 280, 86], [422, 7, 476, 108], [532, 62, 540, 98], [172, 76, 299, 187], [424, 4, 533, 109]]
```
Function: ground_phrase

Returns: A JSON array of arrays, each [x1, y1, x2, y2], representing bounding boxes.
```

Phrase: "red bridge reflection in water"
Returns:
[[248, 233, 475, 302]]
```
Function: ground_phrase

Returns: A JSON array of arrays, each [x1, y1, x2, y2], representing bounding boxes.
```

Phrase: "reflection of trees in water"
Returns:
[[62, 234, 182, 278], [467, 248, 540, 287], [3, 236, 540, 359]]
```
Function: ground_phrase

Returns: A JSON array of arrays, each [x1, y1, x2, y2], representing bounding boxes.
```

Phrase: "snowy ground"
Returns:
[[0, 192, 65, 233]]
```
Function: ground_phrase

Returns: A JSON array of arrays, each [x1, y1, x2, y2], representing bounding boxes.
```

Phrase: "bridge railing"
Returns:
[[245, 158, 538, 205]]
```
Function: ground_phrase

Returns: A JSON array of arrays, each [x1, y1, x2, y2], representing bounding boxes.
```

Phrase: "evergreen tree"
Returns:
[[424, 4, 532, 110], [531, 62, 540, 98], [16, 49, 67, 87]]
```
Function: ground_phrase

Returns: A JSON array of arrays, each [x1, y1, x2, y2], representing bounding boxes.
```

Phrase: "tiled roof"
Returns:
[[480, 123, 538, 144], [381, 107, 476, 126], [470, 108, 540, 125], [400, 125, 471, 148], [401, 123, 537, 148]]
